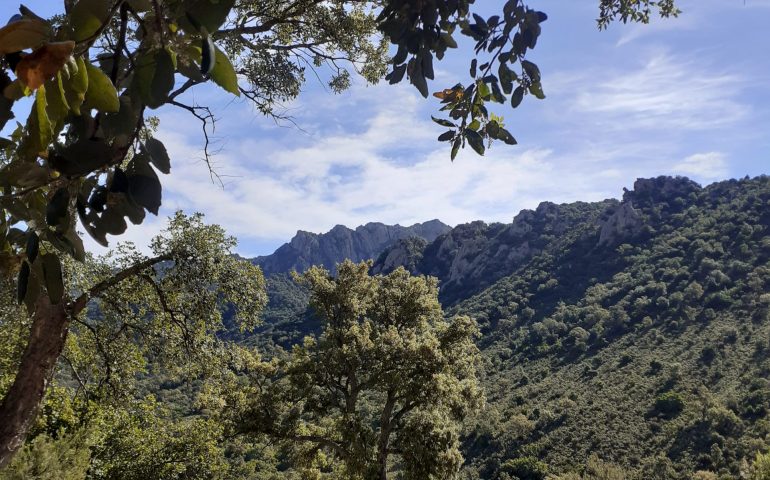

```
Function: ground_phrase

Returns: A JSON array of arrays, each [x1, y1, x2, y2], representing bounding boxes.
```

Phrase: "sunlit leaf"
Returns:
[[41, 253, 64, 303], [70, 0, 111, 42], [209, 46, 239, 96], [83, 60, 119, 112]]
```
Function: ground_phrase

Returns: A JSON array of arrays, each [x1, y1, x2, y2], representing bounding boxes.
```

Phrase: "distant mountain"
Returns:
[[253, 220, 450, 275], [248, 175, 770, 478]]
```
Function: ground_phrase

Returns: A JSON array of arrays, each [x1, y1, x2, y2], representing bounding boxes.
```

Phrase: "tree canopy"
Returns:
[[206, 260, 483, 479]]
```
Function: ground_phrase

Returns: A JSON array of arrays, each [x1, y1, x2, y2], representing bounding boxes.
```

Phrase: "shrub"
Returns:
[[654, 391, 685, 417], [500, 456, 549, 480]]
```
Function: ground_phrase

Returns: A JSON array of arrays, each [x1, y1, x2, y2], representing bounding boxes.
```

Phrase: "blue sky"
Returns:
[[9, 1, 770, 257]]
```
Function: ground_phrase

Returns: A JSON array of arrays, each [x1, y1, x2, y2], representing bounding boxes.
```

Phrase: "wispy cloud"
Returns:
[[670, 152, 729, 182], [570, 53, 747, 130]]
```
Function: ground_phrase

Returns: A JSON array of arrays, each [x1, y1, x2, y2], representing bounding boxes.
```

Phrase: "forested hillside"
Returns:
[[253, 175, 770, 479]]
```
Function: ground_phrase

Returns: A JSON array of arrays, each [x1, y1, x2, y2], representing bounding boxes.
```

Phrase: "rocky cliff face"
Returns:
[[255, 176, 708, 305], [411, 200, 613, 304], [254, 220, 451, 274]]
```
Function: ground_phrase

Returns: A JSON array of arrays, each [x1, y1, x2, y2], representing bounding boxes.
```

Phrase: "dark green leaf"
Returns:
[[529, 81, 546, 99], [440, 32, 457, 49], [25, 231, 39, 264], [521, 60, 541, 83], [451, 137, 461, 161], [498, 127, 517, 145], [50, 138, 112, 176], [432, 116, 455, 128], [97, 207, 128, 235], [17, 260, 29, 304], [41, 253, 64, 303], [465, 129, 485, 155], [386, 64, 406, 84], [438, 130, 454, 142], [144, 137, 171, 174], [127, 154, 162, 215], [182, 0, 236, 33], [511, 86, 525, 108], [46, 187, 69, 228]]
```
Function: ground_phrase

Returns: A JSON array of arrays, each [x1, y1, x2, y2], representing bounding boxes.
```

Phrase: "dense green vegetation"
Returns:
[[7, 174, 770, 479], [453, 176, 770, 479]]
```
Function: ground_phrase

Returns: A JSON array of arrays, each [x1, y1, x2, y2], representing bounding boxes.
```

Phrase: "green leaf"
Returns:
[[440, 32, 458, 49], [25, 231, 39, 264], [477, 81, 490, 99], [498, 63, 514, 94], [182, 0, 236, 33], [451, 137, 461, 161], [510, 86, 524, 108], [83, 61, 119, 112], [209, 46, 239, 96], [44, 75, 69, 129], [17, 260, 29, 304], [41, 253, 64, 303], [23, 260, 41, 313], [71, 0, 111, 42], [63, 57, 88, 115], [521, 60, 541, 83], [127, 153, 162, 215], [96, 207, 128, 235], [50, 138, 111, 176], [497, 127, 517, 145], [135, 48, 176, 109], [35, 85, 52, 150], [46, 187, 69, 228], [431, 116, 455, 128], [437, 130, 454, 142], [528, 81, 546, 100], [464, 129, 485, 156], [144, 137, 171, 174], [102, 94, 140, 137]]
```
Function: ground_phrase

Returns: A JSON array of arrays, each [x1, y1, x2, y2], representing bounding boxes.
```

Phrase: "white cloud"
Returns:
[[670, 152, 729, 182], [569, 52, 747, 130]]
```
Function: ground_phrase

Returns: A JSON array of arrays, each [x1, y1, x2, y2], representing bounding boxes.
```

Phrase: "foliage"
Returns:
[[208, 260, 483, 479], [654, 391, 685, 418], [0, 428, 91, 480], [500, 456, 548, 480]]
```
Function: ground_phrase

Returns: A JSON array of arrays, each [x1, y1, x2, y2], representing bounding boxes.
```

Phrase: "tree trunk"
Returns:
[[0, 295, 70, 468], [377, 393, 396, 480]]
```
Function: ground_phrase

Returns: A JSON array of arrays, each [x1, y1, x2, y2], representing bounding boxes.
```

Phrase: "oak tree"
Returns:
[[208, 261, 483, 479]]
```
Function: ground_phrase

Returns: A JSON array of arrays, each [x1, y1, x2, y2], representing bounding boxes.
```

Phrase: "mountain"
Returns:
[[249, 175, 770, 478], [253, 220, 450, 275]]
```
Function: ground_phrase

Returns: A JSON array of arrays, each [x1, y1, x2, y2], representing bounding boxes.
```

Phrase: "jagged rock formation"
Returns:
[[375, 201, 614, 304], [254, 220, 450, 275], [371, 236, 428, 275], [598, 201, 642, 246]]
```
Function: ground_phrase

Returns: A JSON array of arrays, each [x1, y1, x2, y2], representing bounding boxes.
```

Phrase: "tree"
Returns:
[[0, 0, 678, 467], [207, 261, 483, 479], [0, 212, 267, 466]]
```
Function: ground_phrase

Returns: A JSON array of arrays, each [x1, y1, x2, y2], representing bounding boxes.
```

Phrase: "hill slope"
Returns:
[[249, 175, 770, 478]]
